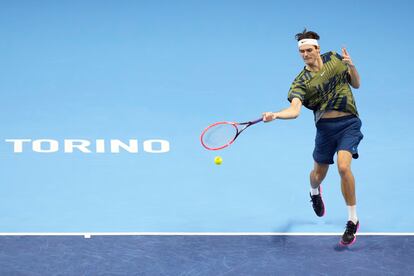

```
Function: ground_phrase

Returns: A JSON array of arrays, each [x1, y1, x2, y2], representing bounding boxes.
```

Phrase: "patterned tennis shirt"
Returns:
[[287, 51, 359, 122]]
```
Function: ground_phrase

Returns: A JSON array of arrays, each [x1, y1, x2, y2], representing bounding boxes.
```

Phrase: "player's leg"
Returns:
[[309, 162, 329, 217], [337, 150, 356, 206], [336, 116, 363, 245], [311, 119, 336, 217], [337, 150, 359, 245], [310, 161, 329, 190]]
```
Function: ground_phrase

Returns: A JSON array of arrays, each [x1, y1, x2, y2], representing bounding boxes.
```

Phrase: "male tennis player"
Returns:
[[263, 29, 363, 246]]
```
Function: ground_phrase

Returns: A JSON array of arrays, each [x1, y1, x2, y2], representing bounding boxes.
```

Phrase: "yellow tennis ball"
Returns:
[[214, 156, 222, 165]]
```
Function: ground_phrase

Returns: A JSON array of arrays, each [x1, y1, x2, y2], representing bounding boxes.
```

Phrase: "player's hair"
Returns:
[[295, 28, 320, 41]]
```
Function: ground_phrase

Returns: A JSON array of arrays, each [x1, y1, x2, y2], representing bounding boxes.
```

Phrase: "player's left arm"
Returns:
[[341, 47, 360, 89]]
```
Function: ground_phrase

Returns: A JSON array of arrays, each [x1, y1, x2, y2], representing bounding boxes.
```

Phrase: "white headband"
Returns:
[[298, 39, 319, 48]]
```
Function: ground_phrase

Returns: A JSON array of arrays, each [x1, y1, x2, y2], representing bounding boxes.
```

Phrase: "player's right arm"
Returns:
[[263, 97, 302, 122]]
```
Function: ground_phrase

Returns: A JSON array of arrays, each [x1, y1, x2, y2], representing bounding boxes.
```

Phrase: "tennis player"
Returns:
[[263, 29, 363, 246]]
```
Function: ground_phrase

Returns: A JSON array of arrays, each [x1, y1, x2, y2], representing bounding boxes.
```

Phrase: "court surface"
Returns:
[[1, 0, 413, 275], [1, 235, 414, 275]]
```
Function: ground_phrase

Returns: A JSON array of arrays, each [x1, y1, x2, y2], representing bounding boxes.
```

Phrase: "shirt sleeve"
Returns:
[[334, 51, 343, 60], [287, 78, 306, 103]]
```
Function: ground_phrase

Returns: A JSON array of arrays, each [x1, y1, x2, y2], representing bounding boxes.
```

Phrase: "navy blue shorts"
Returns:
[[313, 115, 363, 165]]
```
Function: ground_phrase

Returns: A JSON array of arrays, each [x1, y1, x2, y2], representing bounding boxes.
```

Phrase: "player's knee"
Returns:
[[337, 163, 351, 176]]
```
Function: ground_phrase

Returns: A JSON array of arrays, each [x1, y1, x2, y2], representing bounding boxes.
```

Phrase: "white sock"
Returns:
[[310, 187, 319, 196], [347, 205, 358, 224]]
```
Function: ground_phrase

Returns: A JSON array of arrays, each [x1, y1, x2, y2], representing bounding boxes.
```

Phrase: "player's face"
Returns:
[[299, 45, 320, 66]]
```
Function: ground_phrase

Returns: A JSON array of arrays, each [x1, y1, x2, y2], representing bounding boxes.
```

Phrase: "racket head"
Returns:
[[200, 121, 239, 150]]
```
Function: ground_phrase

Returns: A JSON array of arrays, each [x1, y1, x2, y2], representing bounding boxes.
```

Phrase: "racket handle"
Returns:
[[250, 118, 264, 124]]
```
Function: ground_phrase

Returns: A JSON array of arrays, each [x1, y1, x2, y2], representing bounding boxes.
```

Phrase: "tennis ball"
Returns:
[[214, 156, 222, 165]]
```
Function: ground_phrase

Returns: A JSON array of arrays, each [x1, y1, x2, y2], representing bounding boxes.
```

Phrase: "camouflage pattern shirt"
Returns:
[[287, 51, 359, 122]]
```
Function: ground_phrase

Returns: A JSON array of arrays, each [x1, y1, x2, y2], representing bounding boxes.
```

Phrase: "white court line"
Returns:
[[0, 232, 414, 236]]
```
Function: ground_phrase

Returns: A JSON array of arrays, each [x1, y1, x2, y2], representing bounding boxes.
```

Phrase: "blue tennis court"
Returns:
[[1, 0, 413, 274], [1, 235, 413, 275]]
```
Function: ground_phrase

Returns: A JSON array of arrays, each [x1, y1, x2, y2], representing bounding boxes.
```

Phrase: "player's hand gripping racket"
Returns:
[[200, 117, 263, 150]]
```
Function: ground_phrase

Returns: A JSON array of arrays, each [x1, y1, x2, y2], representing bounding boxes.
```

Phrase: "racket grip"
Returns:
[[251, 118, 264, 124]]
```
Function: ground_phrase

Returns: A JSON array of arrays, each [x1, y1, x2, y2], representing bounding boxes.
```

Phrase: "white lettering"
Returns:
[[110, 139, 138, 153], [143, 139, 170, 153], [5, 139, 31, 153], [4, 139, 170, 154], [64, 139, 91, 153], [96, 139, 105, 153], [33, 139, 59, 153]]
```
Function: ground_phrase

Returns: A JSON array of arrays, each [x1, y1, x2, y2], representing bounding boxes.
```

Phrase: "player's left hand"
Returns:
[[341, 47, 354, 67]]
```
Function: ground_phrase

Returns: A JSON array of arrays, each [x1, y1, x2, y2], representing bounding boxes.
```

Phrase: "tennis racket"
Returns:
[[200, 117, 263, 150]]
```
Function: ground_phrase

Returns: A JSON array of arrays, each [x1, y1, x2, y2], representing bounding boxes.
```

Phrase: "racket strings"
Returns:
[[201, 123, 238, 150]]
